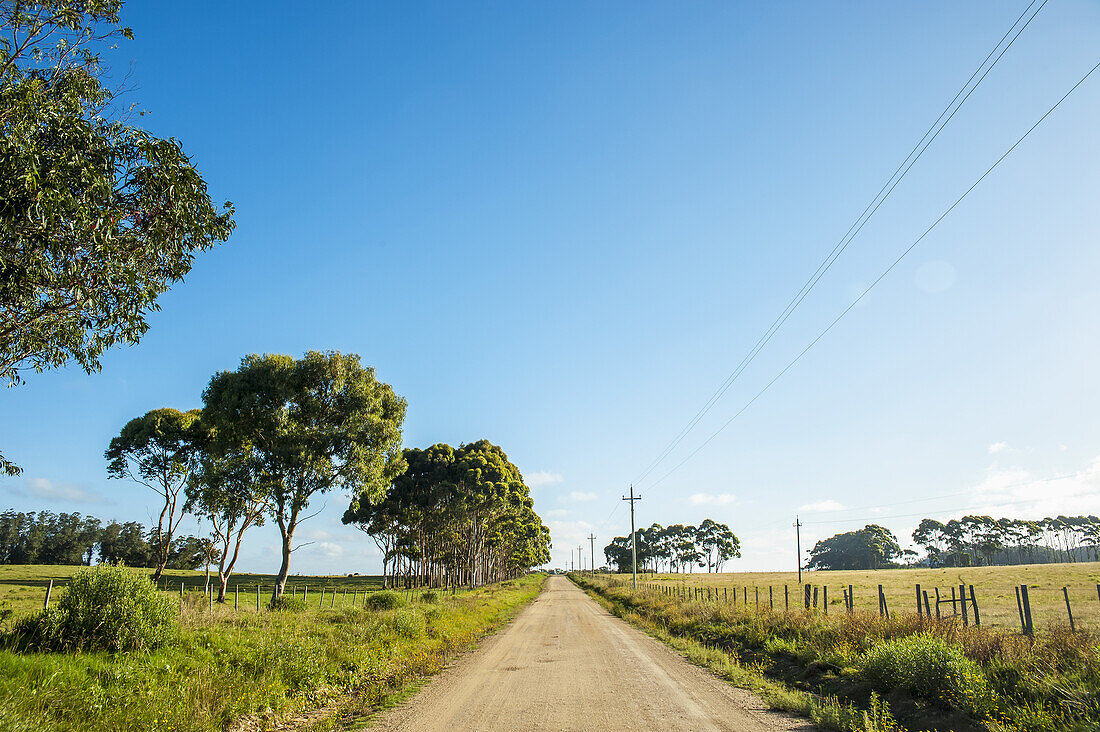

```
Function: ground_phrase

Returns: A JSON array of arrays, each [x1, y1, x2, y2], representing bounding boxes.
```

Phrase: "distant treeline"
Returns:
[[806, 515, 1100, 571], [604, 520, 740, 573], [0, 510, 211, 569]]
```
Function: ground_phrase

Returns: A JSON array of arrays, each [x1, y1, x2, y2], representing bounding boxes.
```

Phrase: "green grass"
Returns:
[[574, 573, 1100, 732], [0, 568, 545, 731], [612, 561, 1100, 630]]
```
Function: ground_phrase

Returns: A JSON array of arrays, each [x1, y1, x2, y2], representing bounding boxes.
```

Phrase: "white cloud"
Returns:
[[544, 509, 569, 518], [568, 491, 597, 502], [964, 456, 1100, 519], [799, 499, 845, 512], [988, 441, 1008, 454], [689, 492, 736, 506], [527, 470, 564, 488], [317, 542, 345, 558], [23, 477, 106, 504]]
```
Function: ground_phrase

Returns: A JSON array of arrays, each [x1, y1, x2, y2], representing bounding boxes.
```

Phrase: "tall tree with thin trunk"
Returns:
[[202, 351, 405, 602], [105, 408, 202, 582]]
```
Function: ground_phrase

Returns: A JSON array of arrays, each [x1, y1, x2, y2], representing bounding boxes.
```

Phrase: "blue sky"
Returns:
[[3, 1, 1099, 573]]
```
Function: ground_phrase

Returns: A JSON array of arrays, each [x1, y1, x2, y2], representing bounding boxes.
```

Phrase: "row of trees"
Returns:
[[342, 442, 551, 589], [604, 520, 741, 573], [804, 515, 1100, 571], [911, 515, 1100, 567], [0, 510, 213, 570]]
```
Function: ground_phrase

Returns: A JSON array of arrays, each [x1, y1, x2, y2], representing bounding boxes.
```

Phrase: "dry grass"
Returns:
[[609, 561, 1100, 630]]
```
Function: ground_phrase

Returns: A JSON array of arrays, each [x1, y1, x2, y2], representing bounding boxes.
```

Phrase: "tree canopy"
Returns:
[[344, 440, 551, 588], [203, 351, 406, 599], [0, 0, 234, 475], [105, 407, 203, 582], [805, 524, 901, 570], [603, 521, 740, 573]]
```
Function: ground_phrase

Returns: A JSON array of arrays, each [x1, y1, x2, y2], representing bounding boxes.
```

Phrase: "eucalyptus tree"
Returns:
[[203, 351, 406, 601], [0, 1, 234, 476], [186, 442, 271, 602], [105, 408, 203, 581], [345, 440, 551, 588]]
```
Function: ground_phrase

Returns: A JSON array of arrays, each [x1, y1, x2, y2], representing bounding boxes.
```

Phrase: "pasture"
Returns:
[[619, 561, 1100, 630], [0, 565, 545, 731]]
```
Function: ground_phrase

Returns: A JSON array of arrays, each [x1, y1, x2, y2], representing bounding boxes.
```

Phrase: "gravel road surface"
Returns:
[[369, 576, 816, 731]]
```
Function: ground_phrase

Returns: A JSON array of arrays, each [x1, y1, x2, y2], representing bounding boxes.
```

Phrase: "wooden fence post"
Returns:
[[331, 588, 336, 608], [916, 584, 922, 618], [935, 587, 941, 618], [784, 584, 789, 611], [848, 584, 854, 612], [959, 584, 968, 626], [922, 590, 931, 618], [878, 584, 884, 616], [969, 585, 980, 627], [812, 585, 818, 609], [743, 586, 748, 604], [1015, 586, 1025, 632], [1021, 584, 1034, 636], [823, 586, 828, 615], [755, 586, 759, 609], [769, 585, 774, 609], [43, 579, 52, 610], [1064, 587, 1075, 632], [951, 586, 957, 616], [804, 584, 811, 610]]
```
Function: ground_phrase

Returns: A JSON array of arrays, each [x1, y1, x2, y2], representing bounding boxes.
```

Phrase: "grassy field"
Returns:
[[0, 566, 546, 732], [607, 562, 1100, 630], [574, 572, 1100, 732], [0, 564, 399, 616]]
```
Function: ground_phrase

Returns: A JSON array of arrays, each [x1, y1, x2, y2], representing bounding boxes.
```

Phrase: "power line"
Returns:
[[631, 0, 1048, 489], [643, 56, 1100, 492]]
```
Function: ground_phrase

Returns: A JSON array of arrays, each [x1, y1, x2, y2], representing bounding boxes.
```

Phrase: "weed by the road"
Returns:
[[574, 573, 1100, 732]]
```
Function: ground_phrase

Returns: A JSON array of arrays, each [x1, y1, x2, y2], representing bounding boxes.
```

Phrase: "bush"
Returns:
[[364, 590, 404, 611], [420, 590, 440, 603], [390, 608, 425, 638], [11, 565, 175, 652], [270, 595, 306, 612], [861, 634, 992, 715]]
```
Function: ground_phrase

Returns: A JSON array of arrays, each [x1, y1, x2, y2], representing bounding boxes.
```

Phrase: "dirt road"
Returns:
[[369, 576, 814, 731]]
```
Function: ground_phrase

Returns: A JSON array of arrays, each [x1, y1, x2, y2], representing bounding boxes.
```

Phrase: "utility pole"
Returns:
[[622, 485, 641, 589], [577, 546, 583, 572], [794, 515, 803, 584], [587, 533, 597, 572]]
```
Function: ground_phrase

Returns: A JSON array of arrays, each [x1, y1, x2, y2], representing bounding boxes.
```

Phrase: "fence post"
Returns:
[[922, 590, 931, 618], [755, 586, 759, 609], [331, 588, 336, 608], [951, 586, 957, 616], [959, 584, 968, 626], [1064, 587, 1075, 632], [744, 586, 747, 604], [969, 585, 980, 627], [769, 585, 773, 609], [804, 584, 811, 610], [180, 581, 185, 618], [43, 579, 52, 610], [319, 587, 325, 608], [235, 584, 239, 611], [878, 584, 884, 616], [812, 585, 818, 609], [1021, 584, 1034, 636], [823, 586, 827, 615], [935, 587, 941, 618], [848, 584, 853, 612], [916, 584, 922, 618], [784, 584, 788, 611], [1015, 586, 1025, 632]]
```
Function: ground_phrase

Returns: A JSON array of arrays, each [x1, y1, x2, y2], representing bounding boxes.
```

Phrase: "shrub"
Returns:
[[270, 595, 306, 612], [390, 608, 425, 638], [12, 565, 175, 652], [861, 634, 992, 716], [364, 590, 404, 611], [420, 590, 440, 603]]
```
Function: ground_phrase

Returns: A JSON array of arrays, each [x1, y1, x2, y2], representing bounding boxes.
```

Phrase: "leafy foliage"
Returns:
[[604, 521, 740, 573], [805, 525, 901, 571], [363, 590, 404, 611], [861, 634, 993, 716], [203, 351, 406, 598], [344, 441, 552, 589], [11, 564, 175, 652], [0, 1, 234, 475]]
